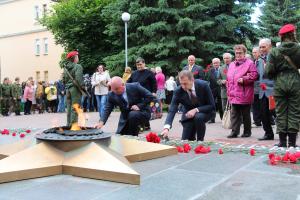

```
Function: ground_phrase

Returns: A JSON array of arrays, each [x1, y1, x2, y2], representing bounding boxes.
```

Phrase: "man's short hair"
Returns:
[[136, 57, 145, 63], [179, 70, 194, 81], [223, 53, 233, 59], [212, 58, 221, 63], [15, 77, 20, 81], [259, 38, 272, 46]]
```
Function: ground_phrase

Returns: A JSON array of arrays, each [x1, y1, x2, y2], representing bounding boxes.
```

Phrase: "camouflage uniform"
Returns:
[[63, 61, 83, 126], [265, 42, 300, 147], [12, 82, 23, 115], [0, 83, 12, 116]]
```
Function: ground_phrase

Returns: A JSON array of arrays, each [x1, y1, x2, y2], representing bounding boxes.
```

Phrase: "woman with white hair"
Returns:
[[155, 66, 166, 117]]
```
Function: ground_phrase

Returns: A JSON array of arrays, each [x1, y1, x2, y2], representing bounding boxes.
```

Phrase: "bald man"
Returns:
[[96, 77, 154, 136]]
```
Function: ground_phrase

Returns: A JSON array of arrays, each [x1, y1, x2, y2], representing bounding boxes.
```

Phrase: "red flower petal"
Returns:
[[268, 153, 275, 160], [275, 155, 282, 162], [26, 130, 31, 133], [12, 133, 16, 137], [183, 143, 192, 153], [250, 149, 255, 156], [282, 154, 289, 162], [269, 157, 277, 165], [218, 148, 224, 154], [20, 133, 25, 138], [294, 152, 300, 159], [289, 154, 297, 163], [176, 146, 184, 153]]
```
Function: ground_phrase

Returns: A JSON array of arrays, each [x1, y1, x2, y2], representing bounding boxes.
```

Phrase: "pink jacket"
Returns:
[[227, 58, 258, 105], [155, 72, 165, 90], [23, 86, 34, 102]]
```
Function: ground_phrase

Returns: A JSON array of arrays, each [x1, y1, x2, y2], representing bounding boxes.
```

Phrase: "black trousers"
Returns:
[[211, 95, 223, 121], [231, 104, 251, 135], [181, 112, 212, 141], [121, 111, 149, 136], [260, 95, 274, 136], [24, 100, 32, 114], [252, 94, 261, 125]]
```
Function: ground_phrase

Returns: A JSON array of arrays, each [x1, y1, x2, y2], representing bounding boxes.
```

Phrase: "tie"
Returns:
[[189, 90, 198, 105]]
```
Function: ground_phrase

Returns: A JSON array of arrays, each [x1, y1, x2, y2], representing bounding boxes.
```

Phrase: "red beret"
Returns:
[[66, 51, 79, 59], [278, 24, 296, 36]]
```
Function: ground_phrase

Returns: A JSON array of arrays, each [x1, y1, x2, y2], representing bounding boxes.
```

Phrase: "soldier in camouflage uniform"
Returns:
[[62, 51, 84, 127], [265, 24, 300, 147], [12, 77, 23, 115], [0, 77, 12, 116]]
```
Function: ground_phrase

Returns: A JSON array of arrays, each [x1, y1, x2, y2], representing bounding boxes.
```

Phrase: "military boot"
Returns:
[[288, 133, 298, 148], [274, 132, 287, 147]]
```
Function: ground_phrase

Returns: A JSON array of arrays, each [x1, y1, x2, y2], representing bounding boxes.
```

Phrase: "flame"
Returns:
[[70, 103, 86, 131]]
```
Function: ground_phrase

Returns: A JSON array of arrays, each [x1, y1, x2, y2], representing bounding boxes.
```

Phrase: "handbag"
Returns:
[[268, 96, 275, 110], [222, 101, 232, 129]]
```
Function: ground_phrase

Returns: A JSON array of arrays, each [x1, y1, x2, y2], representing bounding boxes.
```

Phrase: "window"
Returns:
[[36, 71, 41, 81], [42, 4, 47, 16], [43, 38, 48, 55], [44, 71, 48, 82], [35, 39, 40, 55], [34, 5, 39, 20]]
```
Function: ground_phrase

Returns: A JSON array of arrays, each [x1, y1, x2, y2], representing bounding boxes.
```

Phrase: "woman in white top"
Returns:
[[91, 64, 111, 118], [165, 76, 177, 105]]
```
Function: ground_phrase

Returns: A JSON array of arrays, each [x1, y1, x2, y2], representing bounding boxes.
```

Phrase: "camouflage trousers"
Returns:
[[274, 73, 300, 134], [1, 97, 11, 116]]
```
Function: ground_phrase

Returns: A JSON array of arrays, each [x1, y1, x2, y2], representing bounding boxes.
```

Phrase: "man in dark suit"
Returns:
[[96, 77, 154, 136], [161, 70, 215, 141], [183, 55, 204, 80]]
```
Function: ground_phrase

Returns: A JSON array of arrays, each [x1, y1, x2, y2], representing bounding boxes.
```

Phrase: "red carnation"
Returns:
[[268, 153, 275, 160], [218, 148, 224, 154], [275, 155, 282, 161], [12, 133, 16, 137], [249, 149, 255, 156], [25, 130, 31, 133], [260, 83, 267, 91], [183, 143, 192, 153], [146, 132, 160, 143], [269, 157, 277, 165], [282, 153, 289, 162], [20, 133, 25, 138], [176, 146, 184, 153], [294, 152, 300, 159], [289, 154, 297, 163], [194, 145, 210, 154], [223, 69, 228, 74], [1, 129, 9, 135]]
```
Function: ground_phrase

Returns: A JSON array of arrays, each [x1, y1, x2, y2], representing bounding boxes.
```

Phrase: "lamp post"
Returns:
[[121, 12, 130, 68]]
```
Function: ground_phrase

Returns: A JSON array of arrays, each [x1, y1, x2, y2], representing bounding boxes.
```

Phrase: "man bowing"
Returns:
[[161, 70, 215, 141]]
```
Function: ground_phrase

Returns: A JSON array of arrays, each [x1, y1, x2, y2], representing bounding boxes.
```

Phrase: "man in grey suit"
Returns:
[[183, 55, 204, 80], [161, 70, 215, 141], [96, 77, 154, 136]]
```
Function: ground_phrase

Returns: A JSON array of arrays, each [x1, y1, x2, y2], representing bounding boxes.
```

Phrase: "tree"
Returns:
[[41, 0, 112, 73], [258, 0, 300, 43], [102, 0, 260, 76]]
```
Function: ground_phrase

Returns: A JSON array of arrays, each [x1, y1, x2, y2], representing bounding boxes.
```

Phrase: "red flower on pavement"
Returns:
[[194, 145, 211, 154], [282, 153, 290, 162], [249, 149, 255, 156], [294, 152, 300, 159], [12, 133, 16, 137], [176, 146, 184, 153], [275, 155, 282, 162], [268, 153, 275, 160], [218, 148, 224, 154], [289, 154, 297, 163], [20, 133, 25, 138], [1, 129, 9, 135], [145, 132, 160, 143], [183, 143, 192, 153], [260, 83, 267, 91], [25, 130, 31, 133], [269, 157, 277, 165]]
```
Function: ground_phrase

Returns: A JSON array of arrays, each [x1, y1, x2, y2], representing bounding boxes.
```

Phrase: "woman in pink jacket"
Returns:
[[23, 81, 34, 115], [227, 44, 258, 138]]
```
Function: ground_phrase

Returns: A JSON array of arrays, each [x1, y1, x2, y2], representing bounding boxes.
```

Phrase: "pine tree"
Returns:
[[258, 0, 300, 43], [102, 0, 260, 76]]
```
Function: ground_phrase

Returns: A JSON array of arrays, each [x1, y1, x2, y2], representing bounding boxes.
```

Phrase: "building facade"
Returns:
[[0, 0, 64, 83]]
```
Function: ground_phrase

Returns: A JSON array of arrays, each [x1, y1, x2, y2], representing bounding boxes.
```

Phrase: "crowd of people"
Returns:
[[1, 24, 299, 148]]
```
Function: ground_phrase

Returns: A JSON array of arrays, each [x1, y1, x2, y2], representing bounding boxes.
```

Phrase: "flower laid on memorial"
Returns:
[[0, 128, 32, 138], [268, 152, 300, 165], [249, 148, 256, 156], [194, 145, 211, 154], [145, 132, 160, 143]]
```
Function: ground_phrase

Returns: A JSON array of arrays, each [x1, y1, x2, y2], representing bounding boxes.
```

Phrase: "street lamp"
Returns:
[[121, 12, 130, 68]]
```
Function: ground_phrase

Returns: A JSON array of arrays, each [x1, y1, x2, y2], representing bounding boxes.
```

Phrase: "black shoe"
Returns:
[[208, 119, 215, 124], [258, 135, 274, 141], [274, 132, 287, 147], [288, 133, 298, 148], [241, 133, 251, 138], [227, 133, 238, 138]]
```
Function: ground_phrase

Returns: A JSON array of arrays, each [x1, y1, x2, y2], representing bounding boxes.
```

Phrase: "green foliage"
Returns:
[[102, 0, 260, 76], [258, 0, 300, 43], [41, 0, 113, 73]]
